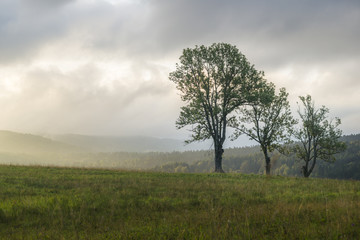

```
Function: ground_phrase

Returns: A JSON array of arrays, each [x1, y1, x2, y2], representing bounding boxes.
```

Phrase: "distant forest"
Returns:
[[0, 131, 359, 180], [71, 133, 360, 180], [153, 134, 360, 180]]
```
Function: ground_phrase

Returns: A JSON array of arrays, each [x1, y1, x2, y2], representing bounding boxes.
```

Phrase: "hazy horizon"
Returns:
[[0, 129, 257, 150], [0, 0, 359, 146]]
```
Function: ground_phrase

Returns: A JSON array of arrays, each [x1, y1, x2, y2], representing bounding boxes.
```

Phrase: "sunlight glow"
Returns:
[[103, 0, 139, 5], [97, 61, 132, 90], [0, 68, 22, 96]]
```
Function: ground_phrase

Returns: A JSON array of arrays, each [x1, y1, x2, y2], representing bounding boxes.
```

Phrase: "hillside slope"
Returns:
[[0, 130, 83, 153]]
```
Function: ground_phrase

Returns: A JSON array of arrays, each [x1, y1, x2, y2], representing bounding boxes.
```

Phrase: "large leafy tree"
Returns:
[[169, 43, 265, 173], [293, 95, 346, 177], [233, 83, 297, 175]]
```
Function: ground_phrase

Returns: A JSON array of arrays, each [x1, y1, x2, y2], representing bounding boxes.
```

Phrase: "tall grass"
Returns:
[[0, 165, 359, 239]]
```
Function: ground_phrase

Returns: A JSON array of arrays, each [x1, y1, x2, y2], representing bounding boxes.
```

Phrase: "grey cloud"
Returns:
[[22, 0, 74, 9], [0, 0, 150, 63], [0, 0, 359, 137], [21, 63, 171, 110], [2, 0, 358, 64], [0, 0, 76, 64], [0, 62, 176, 135], [2, 0, 359, 61], [104, 0, 360, 68], [159, 0, 360, 64]]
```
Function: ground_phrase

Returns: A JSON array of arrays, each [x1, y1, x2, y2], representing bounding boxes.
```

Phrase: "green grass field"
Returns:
[[0, 165, 359, 239]]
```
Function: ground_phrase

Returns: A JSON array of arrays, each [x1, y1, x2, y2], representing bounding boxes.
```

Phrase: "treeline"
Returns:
[[154, 134, 360, 180]]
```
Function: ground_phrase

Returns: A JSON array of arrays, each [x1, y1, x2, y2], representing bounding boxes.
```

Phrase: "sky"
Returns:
[[0, 0, 359, 147]]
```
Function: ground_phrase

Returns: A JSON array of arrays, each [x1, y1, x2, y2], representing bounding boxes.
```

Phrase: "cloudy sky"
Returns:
[[0, 0, 359, 145]]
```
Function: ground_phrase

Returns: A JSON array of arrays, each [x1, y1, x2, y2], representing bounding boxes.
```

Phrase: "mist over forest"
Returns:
[[0, 130, 359, 180]]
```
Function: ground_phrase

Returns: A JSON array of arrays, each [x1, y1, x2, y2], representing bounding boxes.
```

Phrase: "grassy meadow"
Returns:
[[0, 165, 359, 239]]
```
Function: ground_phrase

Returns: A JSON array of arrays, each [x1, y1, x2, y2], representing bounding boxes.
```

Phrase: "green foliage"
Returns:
[[234, 85, 296, 152], [293, 95, 346, 177], [0, 165, 359, 239], [232, 84, 297, 175], [169, 43, 266, 172], [152, 136, 360, 180]]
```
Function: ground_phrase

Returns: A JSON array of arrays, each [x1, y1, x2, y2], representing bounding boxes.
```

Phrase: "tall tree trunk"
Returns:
[[303, 158, 316, 178], [302, 165, 310, 177], [262, 146, 271, 175], [214, 146, 225, 173], [265, 155, 271, 175]]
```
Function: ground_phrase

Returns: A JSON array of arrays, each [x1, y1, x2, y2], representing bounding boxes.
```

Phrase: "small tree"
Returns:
[[169, 43, 266, 172], [232, 83, 297, 175], [293, 95, 346, 177]]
